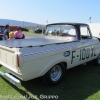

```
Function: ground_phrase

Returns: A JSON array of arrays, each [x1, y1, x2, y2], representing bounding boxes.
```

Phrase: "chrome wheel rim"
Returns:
[[50, 65, 62, 82]]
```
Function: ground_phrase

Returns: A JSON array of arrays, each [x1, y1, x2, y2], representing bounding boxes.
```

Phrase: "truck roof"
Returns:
[[47, 22, 88, 26]]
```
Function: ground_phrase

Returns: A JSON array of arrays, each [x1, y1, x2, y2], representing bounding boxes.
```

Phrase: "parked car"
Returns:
[[34, 28, 42, 33], [0, 26, 4, 40], [21, 28, 29, 32]]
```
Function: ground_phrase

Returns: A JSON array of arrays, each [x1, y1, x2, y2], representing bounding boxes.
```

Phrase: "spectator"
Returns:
[[8, 32, 15, 40], [3, 24, 10, 40], [14, 27, 25, 39]]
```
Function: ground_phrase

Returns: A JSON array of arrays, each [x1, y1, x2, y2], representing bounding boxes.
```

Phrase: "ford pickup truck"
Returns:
[[0, 23, 100, 87]]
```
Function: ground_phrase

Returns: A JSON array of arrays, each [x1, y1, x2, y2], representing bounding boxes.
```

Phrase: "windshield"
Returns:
[[44, 25, 78, 42]]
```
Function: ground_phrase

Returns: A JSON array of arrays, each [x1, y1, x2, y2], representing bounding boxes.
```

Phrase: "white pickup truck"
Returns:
[[0, 23, 100, 87]]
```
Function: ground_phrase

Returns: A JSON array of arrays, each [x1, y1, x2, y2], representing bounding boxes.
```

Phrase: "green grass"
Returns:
[[23, 31, 35, 34], [0, 65, 100, 100], [23, 31, 42, 34]]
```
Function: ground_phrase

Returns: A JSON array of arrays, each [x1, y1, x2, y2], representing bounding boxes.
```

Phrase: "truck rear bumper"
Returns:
[[0, 70, 21, 87]]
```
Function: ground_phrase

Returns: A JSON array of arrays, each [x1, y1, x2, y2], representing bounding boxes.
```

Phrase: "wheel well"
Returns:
[[60, 62, 67, 69]]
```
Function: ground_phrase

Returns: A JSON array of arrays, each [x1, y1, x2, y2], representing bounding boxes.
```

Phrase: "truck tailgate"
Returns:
[[0, 46, 19, 73]]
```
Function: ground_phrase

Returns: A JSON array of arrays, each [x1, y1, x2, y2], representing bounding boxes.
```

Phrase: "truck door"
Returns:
[[79, 26, 99, 62], [69, 25, 99, 68], [65, 26, 84, 68]]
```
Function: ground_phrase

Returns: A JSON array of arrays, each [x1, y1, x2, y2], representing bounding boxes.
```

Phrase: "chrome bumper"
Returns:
[[0, 70, 21, 87]]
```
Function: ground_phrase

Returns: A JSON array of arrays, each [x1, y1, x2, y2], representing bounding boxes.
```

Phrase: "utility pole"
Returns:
[[23, 21, 24, 27], [88, 17, 91, 23], [46, 20, 48, 25]]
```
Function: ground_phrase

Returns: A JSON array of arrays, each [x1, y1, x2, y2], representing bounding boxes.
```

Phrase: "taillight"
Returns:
[[17, 55, 20, 67]]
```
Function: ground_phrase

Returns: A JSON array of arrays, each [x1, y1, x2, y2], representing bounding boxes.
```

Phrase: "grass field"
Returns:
[[23, 31, 35, 34], [0, 64, 100, 100], [23, 31, 42, 34]]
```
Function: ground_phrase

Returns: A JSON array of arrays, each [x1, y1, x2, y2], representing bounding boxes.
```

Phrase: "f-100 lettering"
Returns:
[[71, 47, 97, 64]]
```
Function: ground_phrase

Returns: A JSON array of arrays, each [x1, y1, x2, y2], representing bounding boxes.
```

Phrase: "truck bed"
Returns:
[[0, 37, 76, 48]]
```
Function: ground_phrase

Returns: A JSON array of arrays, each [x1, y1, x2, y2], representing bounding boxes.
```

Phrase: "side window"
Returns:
[[80, 26, 92, 40]]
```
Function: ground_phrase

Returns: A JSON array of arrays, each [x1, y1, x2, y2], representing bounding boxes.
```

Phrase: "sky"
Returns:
[[0, 0, 100, 25]]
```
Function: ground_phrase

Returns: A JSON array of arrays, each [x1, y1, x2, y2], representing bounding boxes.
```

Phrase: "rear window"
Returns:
[[44, 25, 78, 42]]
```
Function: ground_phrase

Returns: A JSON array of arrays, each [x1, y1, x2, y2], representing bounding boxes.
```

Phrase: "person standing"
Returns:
[[3, 24, 10, 40]]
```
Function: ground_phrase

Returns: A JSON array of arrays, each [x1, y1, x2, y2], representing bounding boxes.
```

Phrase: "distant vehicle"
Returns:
[[34, 28, 42, 33], [10, 26, 29, 32], [0, 26, 4, 39], [21, 28, 29, 32], [10, 26, 18, 31]]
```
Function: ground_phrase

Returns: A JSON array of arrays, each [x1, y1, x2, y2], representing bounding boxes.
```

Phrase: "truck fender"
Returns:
[[38, 56, 69, 76]]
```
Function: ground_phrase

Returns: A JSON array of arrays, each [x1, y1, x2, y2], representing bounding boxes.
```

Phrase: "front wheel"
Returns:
[[41, 63, 66, 85]]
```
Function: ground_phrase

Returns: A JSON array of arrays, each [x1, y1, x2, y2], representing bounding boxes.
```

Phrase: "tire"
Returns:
[[94, 54, 100, 66], [41, 63, 66, 85]]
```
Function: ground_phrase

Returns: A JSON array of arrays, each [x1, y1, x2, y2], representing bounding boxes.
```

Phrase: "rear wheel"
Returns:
[[42, 63, 66, 85]]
